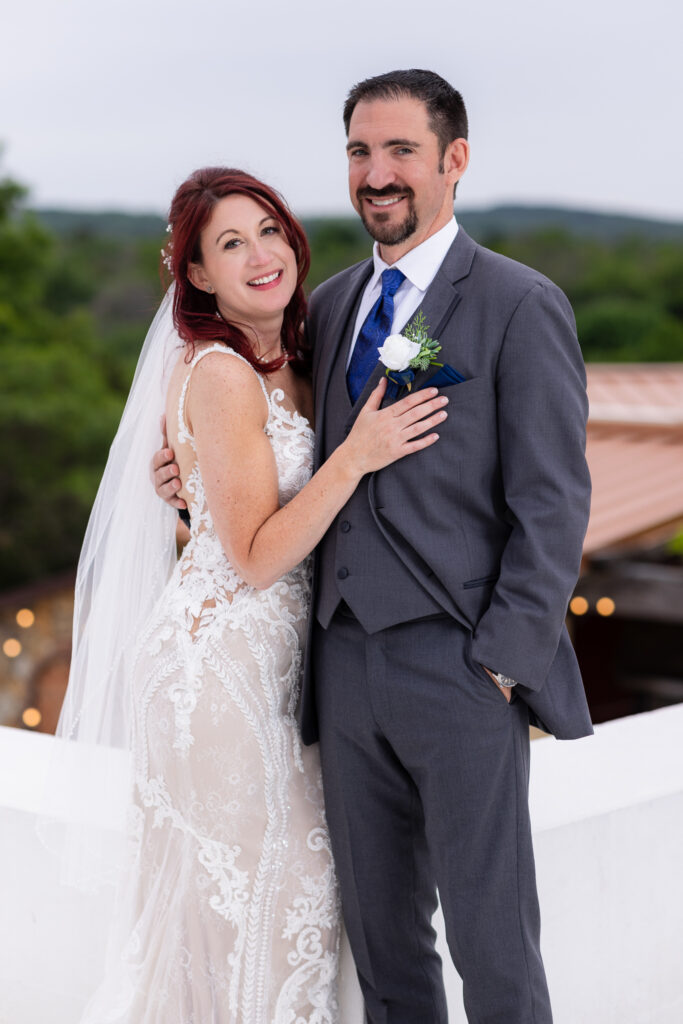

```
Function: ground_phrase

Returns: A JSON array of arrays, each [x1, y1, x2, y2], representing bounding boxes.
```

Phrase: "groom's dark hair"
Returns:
[[343, 69, 468, 164]]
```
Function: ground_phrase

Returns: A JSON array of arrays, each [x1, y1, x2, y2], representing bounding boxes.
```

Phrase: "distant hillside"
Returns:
[[457, 205, 683, 244], [33, 208, 167, 239], [32, 204, 683, 244]]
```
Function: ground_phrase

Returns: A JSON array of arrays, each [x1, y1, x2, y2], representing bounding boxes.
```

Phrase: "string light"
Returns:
[[16, 609, 35, 628], [596, 597, 616, 617], [22, 708, 42, 728], [3, 638, 22, 658], [569, 596, 589, 616]]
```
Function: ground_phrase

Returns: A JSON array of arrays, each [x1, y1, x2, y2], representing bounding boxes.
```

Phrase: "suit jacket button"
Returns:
[[337, 567, 349, 580], [340, 520, 351, 533]]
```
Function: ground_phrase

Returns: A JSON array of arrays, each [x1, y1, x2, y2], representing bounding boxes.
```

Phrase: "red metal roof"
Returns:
[[584, 365, 683, 554]]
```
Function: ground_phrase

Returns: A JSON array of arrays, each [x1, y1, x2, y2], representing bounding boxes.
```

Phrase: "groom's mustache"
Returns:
[[357, 185, 414, 201]]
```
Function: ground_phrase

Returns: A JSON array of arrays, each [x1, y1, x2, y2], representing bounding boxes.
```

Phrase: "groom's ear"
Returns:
[[444, 137, 470, 187]]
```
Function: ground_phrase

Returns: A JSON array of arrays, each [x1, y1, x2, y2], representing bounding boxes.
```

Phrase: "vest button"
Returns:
[[337, 567, 349, 580], [340, 520, 351, 533]]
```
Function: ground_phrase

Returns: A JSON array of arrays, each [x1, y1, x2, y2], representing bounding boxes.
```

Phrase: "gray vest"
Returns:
[[314, 307, 442, 633]]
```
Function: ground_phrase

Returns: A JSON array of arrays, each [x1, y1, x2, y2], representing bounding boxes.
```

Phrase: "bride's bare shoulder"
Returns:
[[186, 343, 249, 375], [187, 347, 268, 430]]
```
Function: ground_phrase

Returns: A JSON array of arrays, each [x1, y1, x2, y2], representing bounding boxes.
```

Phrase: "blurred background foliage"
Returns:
[[2, 168, 682, 589]]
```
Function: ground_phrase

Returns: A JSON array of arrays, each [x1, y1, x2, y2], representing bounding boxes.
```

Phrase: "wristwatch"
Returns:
[[492, 671, 518, 688]]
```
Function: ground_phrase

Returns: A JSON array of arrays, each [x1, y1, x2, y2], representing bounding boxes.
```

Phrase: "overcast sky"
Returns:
[[2, 0, 681, 222]]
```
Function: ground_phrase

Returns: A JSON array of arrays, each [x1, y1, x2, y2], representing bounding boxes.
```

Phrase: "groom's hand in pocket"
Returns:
[[482, 665, 512, 703], [152, 415, 187, 511]]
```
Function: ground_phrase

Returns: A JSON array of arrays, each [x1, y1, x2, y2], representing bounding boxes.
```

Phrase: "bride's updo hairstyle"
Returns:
[[165, 167, 310, 374]]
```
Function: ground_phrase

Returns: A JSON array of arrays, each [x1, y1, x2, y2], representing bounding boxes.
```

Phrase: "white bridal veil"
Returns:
[[39, 287, 181, 891]]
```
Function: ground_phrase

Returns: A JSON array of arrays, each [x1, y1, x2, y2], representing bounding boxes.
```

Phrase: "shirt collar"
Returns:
[[370, 216, 459, 292]]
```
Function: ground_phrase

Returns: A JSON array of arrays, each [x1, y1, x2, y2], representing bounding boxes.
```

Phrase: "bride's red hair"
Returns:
[[164, 167, 310, 374]]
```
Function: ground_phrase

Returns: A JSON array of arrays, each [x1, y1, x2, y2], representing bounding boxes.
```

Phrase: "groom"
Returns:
[[300, 70, 592, 1023]]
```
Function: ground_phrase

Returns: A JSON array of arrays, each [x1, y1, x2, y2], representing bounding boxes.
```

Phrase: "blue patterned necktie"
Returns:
[[347, 267, 405, 403]]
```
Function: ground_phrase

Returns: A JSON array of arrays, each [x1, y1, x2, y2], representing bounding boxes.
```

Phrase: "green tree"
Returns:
[[0, 172, 123, 588], [575, 298, 683, 361], [305, 219, 370, 290], [482, 228, 683, 363]]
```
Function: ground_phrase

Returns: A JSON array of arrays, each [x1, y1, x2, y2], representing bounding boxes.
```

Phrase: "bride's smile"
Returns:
[[246, 268, 284, 288]]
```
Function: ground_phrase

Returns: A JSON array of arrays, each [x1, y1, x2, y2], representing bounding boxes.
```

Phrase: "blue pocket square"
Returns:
[[417, 363, 467, 389]]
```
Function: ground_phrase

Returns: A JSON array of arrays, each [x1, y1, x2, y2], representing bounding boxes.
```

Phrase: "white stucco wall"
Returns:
[[2, 705, 683, 1023], [440, 706, 683, 1023]]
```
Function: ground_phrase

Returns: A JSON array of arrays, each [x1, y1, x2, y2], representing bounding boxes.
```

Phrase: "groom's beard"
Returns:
[[356, 185, 418, 246]]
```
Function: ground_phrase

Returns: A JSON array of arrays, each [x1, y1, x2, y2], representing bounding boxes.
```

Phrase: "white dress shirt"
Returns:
[[347, 217, 459, 366]]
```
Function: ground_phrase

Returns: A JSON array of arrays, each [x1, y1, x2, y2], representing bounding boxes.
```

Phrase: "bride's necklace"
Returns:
[[258, 339, 285, 363]]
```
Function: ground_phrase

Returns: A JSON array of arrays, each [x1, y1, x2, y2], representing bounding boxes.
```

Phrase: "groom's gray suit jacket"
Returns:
[[299, 228, 593, 743]]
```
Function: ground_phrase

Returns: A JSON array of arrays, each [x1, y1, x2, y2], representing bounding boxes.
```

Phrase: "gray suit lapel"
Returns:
[[314, 259, 372, 464], [315, 259, 373, 401], [395, 228, 478, 391]]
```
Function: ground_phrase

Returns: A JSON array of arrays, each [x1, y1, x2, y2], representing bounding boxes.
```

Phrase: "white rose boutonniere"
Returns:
[[377, 334, 421, 371], [377, 309, 443, 393]]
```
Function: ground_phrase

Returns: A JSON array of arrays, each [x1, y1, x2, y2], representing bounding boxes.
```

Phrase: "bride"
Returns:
[[56, 167, 446, 1023]]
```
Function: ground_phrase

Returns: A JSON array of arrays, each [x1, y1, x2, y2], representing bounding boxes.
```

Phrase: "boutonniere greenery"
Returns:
[[377, 310, 442, 391]]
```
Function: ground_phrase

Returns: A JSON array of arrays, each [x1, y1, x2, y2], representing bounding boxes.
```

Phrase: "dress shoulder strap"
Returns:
[[177, 343, 270, 446]]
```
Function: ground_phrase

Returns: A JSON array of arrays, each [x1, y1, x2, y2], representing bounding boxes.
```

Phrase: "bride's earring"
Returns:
[[206, 285, 214, 293]]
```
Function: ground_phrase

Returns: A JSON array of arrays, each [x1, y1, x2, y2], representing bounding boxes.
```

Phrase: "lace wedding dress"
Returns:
[[81, 344, 341, 1023]]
